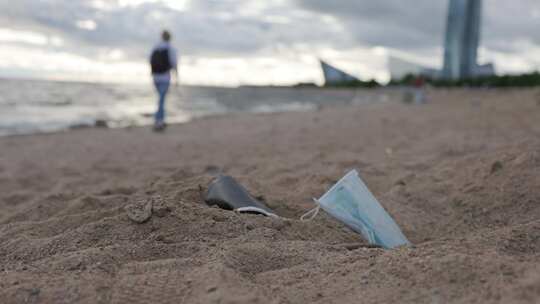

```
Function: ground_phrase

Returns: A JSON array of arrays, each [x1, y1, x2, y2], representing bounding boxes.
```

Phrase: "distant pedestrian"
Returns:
[[413, 75, 426, 104], [149, 30, 178, 131]]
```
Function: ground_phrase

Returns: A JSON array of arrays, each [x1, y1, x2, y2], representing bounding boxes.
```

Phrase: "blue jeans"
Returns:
[[154, 81, 170, 124]]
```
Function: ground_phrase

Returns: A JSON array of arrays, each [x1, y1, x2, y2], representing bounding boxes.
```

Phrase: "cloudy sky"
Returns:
[[1, 0, 540, 86]]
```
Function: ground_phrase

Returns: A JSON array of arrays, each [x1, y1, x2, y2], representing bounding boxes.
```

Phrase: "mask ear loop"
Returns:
[[300, 198, 321, 222]]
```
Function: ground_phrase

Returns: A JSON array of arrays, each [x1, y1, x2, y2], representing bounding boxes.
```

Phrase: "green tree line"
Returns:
[[392, 72, 540, 88]]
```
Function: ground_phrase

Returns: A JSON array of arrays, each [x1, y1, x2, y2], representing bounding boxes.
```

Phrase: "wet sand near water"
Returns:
[[1, 88, 540, 303]]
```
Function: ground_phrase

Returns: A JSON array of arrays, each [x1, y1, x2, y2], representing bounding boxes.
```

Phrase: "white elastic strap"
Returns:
[[236, 206, 279, 218], [300, 199, 321, 222]]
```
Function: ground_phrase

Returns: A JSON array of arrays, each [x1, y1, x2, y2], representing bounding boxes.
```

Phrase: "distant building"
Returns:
[[475, 63, 496, 77], [388, 56, 440, 81], [320, 60, 359, 85], [442, 0, 493, 79]]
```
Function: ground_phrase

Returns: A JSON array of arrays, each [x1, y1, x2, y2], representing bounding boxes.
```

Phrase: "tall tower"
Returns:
[[443, 0, 482, 80]]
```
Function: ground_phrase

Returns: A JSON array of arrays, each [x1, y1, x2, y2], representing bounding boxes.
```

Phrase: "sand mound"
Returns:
[[1, 143, 539, 303], [2, 90, 540, 303]]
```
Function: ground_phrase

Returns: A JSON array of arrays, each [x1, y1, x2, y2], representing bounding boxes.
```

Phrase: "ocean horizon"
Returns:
[[0, 78, 394, 137]]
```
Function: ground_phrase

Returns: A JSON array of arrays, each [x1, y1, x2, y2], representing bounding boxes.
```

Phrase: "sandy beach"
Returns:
[[1, 88, 540, 303]]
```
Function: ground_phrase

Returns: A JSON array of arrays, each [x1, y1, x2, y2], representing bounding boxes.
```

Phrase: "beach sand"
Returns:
[[1, 88, 540, 303]]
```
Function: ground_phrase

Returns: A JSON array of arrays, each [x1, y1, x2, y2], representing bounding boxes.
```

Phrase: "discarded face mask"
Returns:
[[309, 170, 410, 249], [205, 175, 278, 218]]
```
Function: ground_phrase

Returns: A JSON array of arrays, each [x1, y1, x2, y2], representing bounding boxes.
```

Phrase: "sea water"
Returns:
[[0, 78, 394, 136]]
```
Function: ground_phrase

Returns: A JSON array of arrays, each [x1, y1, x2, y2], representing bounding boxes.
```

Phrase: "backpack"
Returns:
[[150, 48, 171, 74]]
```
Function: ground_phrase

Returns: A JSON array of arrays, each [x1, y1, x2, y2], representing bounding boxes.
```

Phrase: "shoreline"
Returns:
[[3, 85, 537, 139], [0, 84, 404, 139]]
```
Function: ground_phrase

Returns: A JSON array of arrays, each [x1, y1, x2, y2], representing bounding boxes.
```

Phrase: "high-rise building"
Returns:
[[443, 0, 482, 79]]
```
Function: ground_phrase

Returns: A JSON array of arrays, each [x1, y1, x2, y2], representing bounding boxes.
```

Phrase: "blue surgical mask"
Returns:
[[317, 170, 410, 249]]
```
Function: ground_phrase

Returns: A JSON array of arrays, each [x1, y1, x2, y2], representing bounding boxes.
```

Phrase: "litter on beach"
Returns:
[[311, 170, 410, 249], [205, 175, 278, 218]]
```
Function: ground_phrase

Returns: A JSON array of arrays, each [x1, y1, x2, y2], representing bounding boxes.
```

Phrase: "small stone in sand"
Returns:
[[125, 198, 153, 224], [491, 161, 503, 174], [342, 243, 365, 251], [29, 288, 40, 296], [204, 165, 221, 175], [151, 196, 171, 217]]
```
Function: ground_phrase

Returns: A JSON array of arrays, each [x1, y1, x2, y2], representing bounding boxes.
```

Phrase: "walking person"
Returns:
[[150, 30, 178, 131], [413, 75, 426, 104]]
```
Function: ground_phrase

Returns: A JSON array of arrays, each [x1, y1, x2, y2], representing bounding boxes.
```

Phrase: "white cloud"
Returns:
[[0, 0, 540, 85], [76, 20, 97, 31], [0, 28, 48, 45]]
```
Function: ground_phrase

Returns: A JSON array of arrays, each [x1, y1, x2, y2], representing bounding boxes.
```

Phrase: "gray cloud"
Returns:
[[297, 0, 447, 50], [482, 1, 540, 50], [1, 0, 540, 77], [0, 0, 351, 61], [296, 0, 540, 53]]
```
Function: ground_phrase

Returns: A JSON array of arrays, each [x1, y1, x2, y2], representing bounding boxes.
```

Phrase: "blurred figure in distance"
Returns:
[[149, 30, 178, 132], [413, 75, 426, 104]]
